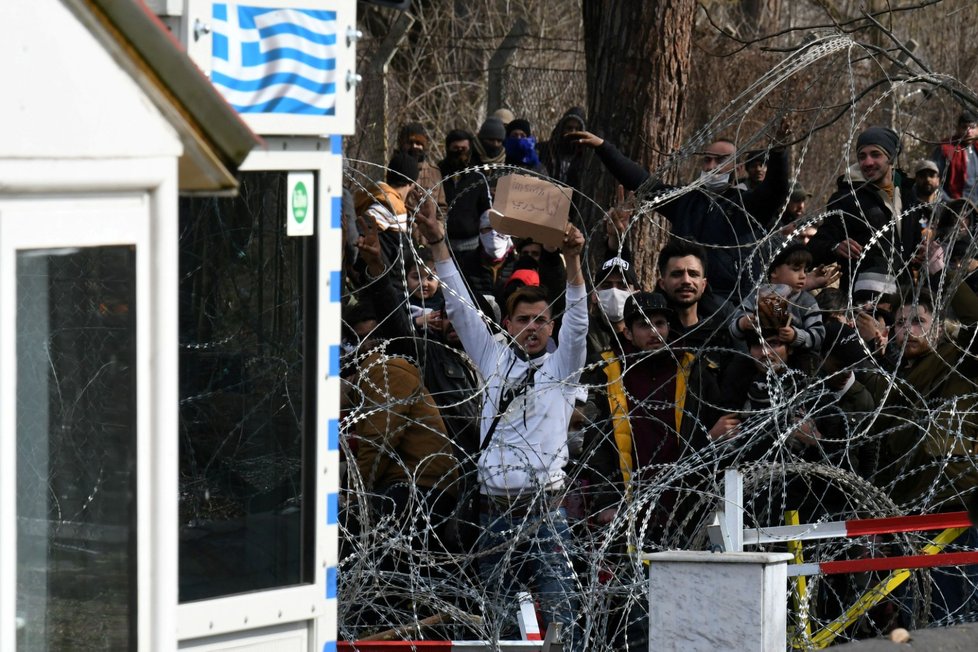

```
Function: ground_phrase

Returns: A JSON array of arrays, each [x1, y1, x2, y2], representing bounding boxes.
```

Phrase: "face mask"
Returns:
[[504, 136, 540, 166], [698, 168, 730, 191], [597, 288, 632, 323], [481, 142, 503, 158], [446, 151, 469, 170], [480, 230, 512, 260]]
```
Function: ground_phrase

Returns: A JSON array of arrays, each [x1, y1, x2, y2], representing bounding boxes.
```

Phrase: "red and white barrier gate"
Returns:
[[708, 469, 978, 648], [338, 591, 561, 651], [709, 469, 978, 577]]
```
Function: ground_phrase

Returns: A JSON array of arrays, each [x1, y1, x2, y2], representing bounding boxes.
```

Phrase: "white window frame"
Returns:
[[0, 157, 177, 651], [176, 147, 339, 649]]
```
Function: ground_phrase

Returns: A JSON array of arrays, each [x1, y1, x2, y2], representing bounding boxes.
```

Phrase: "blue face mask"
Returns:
[[504, 135, 541, 167]]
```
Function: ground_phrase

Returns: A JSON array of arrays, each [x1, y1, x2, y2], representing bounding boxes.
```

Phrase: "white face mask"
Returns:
[[480, 230, 512, 259], [698, 168, 730, 191], [597, 288, 632, 323]]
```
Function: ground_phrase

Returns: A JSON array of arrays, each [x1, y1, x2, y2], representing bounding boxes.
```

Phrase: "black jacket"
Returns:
[[359, 259, 483, 458], [438, 166, 492, 246], [594, 141, 790, 299], [809, 169, 921, 291]]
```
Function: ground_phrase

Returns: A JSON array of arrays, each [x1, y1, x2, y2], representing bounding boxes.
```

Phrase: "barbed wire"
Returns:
[[337, 15, 978, 648]]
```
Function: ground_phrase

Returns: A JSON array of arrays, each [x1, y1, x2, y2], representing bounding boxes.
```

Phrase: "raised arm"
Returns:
[[414, 191, 500, 370], [568, 130, 650, 192], [554, 224, 589, 379], [355, 213, 415, 341]]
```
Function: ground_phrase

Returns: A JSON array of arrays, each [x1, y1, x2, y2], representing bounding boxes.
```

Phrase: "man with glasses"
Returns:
[[570, 125, 790, 304]]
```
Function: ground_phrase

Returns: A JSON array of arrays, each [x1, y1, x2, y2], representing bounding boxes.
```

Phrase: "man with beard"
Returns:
[[809, 126, 919, 292], [397, 122, 447, 218], [570, 124, 791, 301], [932, 110, 978, 202], [906, 159, 948, 212], [654, 239, 733, 360]]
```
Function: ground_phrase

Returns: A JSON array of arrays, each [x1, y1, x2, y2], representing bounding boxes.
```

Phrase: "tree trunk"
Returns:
[[580, 0, 695, 289]]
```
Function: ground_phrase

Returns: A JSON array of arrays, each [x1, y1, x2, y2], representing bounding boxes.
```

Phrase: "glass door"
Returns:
[[1, 194, 150, 651]]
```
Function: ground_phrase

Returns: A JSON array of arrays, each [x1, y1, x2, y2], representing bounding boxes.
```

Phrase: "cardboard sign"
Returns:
[[490, 174, 572, 248]]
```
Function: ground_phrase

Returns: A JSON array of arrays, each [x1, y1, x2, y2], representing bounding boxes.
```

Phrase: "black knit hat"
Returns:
[[478, 117, 506, 142], [506, 118, 532, 137], [856, 126, 901, 159], [822, 321, 867, 367], [398, 121, 427, 142], [743, 327, 781, 345], [445, 129, 473, 148], [386, 151, 419, 186], [741, 149, 765, 164]]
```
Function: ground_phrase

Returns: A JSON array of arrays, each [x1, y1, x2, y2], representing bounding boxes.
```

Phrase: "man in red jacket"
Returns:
[[932, 110, 978, 201]]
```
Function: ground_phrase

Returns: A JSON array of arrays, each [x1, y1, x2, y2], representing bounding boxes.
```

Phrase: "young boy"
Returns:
[[730, 243, 825, 361], [405, 247, 445, 332]]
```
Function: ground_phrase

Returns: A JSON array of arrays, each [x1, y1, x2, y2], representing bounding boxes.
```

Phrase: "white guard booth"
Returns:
[[1, 0, 355, 650]]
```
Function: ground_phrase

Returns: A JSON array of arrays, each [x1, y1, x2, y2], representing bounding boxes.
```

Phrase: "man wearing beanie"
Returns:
[[932, 110, 978, 201], [396, 121, 447, 218], [473, 117, 506, 166], [353, 152, 420, 296], [439, 128, 491, 253], [503, 118, 546, 173], [810, 125, 919, 292]]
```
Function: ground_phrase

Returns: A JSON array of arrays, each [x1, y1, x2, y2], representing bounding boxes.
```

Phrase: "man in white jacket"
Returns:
[[416, 200, 587, 649]]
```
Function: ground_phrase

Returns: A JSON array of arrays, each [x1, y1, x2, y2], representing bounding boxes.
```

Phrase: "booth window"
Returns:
[[16, 246, 137, 650], [178, 172, 317, 602]]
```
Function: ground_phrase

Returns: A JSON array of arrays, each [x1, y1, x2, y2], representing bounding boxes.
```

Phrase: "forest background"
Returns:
[[346, 0, 978, 283]]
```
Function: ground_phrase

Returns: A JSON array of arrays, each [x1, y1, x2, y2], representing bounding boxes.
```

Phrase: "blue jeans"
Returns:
[[477, 502, 581, 650]]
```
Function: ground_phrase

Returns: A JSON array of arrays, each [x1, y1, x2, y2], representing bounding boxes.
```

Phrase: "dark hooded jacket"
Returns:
[[542, 107, 590, 190], [593, 141, 790, 300]]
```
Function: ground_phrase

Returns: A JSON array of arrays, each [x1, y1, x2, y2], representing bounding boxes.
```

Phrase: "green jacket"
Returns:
[[876, 281, 978, 511]]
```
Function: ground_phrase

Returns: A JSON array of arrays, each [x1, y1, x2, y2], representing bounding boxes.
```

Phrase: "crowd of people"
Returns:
[[339, 108, 978, 645]]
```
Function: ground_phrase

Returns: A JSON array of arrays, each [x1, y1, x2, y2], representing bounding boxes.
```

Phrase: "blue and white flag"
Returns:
[[211, 3, 337, 115]]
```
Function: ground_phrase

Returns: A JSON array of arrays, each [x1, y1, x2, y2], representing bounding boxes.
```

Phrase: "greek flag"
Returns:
[[211, 3, 337, 115]]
